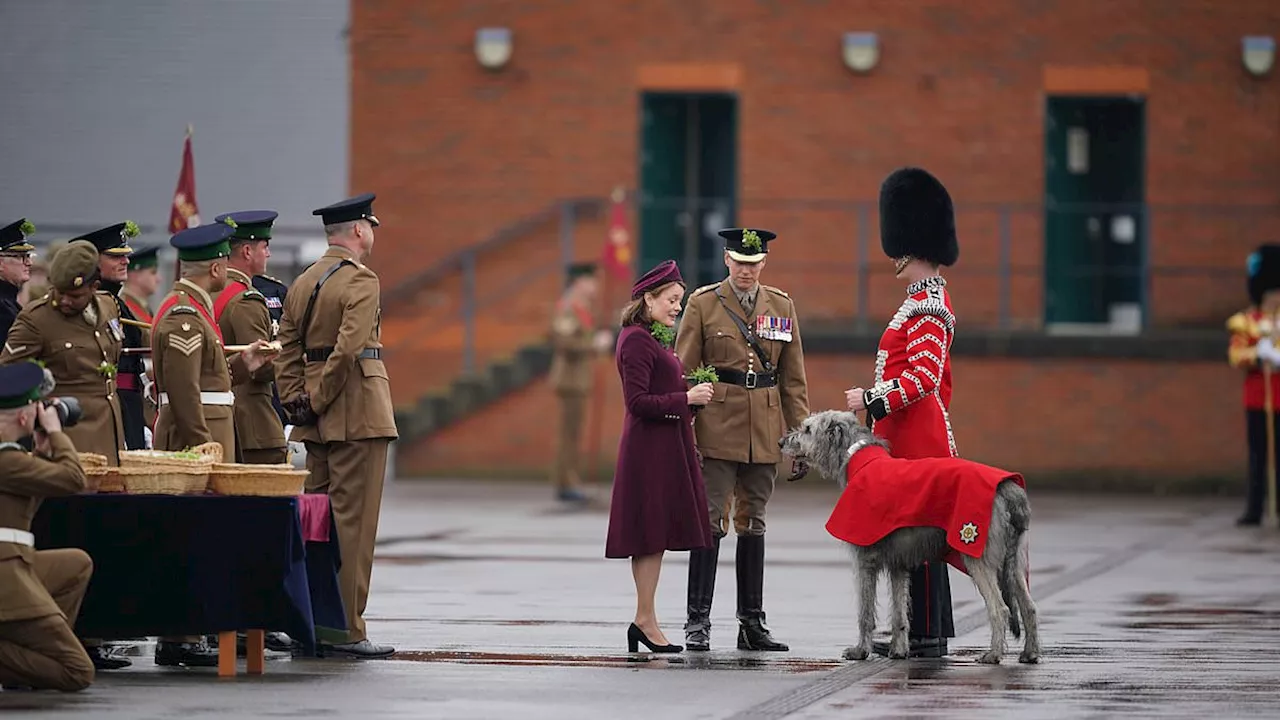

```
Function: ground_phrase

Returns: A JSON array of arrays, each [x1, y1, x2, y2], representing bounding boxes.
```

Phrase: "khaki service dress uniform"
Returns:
[[0, 361, 95, 692], [276, 193, 396, 656], [675, 228, 810, 653], [215, 267, 286, 464], [0, 242, 126, 466], [548, 286, 602, 496], [152, 278, 253, 457]]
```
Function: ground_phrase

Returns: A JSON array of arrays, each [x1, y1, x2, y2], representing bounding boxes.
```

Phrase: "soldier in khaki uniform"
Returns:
[[276, 193, 397, 659], [151, 222, 272, 667], [0, 242, 131, 671], [211, 211, 287, 465], [548, 261, 613, 503], [74, 222, 149, 452], [675, 227, 810, 653], [1, 241, 126, 467], [0, 362, 95, 692]]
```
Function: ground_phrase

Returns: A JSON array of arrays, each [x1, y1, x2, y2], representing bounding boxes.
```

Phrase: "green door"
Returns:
[[1044, 96, 1146, 327], [638, 93, 738, 288]]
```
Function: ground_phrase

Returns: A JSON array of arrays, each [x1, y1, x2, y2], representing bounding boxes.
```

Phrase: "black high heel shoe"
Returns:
[[627, 623, 683, 653]]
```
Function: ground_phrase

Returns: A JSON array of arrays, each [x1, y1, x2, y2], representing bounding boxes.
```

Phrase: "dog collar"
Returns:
[[846, 440, 868, 459]]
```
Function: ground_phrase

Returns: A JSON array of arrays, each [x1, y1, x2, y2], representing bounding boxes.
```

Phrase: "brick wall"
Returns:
[[354, 0, 1280, 329], [399, 353, 1247, 483]]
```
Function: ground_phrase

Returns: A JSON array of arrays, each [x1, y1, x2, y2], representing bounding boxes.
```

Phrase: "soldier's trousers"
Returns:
[[702, 459, 775, 537], [117, 389, 147, 451], [242, 448, 288, 465], [1243, 409, 1280, 522], [0, 549, 95, 691], [551, 392, 587, 490], [304, 438, 390, 644], [909, 561, 955, 639]]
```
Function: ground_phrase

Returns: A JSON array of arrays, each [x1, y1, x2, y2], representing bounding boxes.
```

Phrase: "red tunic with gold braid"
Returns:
[[862, 275, 956, 460], [1227, 307, 1280, 410]]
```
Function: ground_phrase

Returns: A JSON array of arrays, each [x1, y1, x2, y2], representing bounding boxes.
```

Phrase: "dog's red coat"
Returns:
[[825, 444, 1026, 575]]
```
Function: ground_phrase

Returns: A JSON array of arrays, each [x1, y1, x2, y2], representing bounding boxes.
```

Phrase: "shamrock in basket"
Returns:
[[685, 365, 719, 415]]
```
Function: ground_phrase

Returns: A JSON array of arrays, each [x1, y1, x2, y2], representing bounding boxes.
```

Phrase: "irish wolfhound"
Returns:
[[779, 410, 1040, 664]]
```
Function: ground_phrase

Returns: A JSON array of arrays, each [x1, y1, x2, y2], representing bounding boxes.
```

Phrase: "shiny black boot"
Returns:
[[684, 537, 721, 652], [735, 534, 789, 652]]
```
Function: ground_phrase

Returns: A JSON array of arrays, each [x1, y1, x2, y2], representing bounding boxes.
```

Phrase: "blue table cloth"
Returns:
[[32, 494, 346, 654]]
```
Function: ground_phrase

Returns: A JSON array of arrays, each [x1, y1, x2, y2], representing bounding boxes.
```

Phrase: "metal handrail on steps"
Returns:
[[382, 196, 608, 376]]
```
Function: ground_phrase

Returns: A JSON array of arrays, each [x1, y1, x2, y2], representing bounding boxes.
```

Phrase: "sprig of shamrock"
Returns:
[[649, 321, 675, 348], [97, 362, 118, 379], [221, 216, 238, 229], [19, 220, 36, 237], [688, 365, 719, 384], [123, 221, 140, 238], [741, 229, 762, 252]]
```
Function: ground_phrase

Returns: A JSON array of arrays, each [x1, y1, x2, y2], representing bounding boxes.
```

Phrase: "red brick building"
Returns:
[[352, 0, 1280, 485]]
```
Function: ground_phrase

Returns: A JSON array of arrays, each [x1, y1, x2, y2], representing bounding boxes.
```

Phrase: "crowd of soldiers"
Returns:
[[0, 194, 396, 691]]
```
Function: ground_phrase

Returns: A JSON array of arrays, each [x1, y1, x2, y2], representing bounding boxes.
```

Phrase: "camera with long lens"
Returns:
[[42, 396, 82, 428]]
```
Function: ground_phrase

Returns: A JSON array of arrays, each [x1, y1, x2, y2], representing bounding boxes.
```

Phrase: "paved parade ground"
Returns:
[[3, 479, 1279, 719]]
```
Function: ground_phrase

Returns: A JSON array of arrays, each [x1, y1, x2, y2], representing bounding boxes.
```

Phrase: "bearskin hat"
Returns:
[[1247, 244, 1280, 305], [878, 167, 959, 267]]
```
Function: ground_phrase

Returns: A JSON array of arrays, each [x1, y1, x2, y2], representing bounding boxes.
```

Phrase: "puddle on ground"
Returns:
[[391, 649, 840, 673]]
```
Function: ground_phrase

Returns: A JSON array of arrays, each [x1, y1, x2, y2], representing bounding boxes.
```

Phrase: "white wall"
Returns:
[[0, 0, 349, 279]]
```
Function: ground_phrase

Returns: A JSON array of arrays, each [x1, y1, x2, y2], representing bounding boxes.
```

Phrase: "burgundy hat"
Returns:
[[630, 259, 684, 299]]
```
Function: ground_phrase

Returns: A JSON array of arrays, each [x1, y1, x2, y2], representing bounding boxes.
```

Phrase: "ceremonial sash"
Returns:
[[213, 279, 250, 324], [153, 292, 223, 347]]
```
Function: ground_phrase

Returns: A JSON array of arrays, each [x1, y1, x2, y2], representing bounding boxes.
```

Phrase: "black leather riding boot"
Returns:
[[873, 560, 954, 658], [735, 534, 789, 651], [684, 536, 720, 651]]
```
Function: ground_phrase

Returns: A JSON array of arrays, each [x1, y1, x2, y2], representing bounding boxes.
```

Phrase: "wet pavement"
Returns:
[[3, 479, 1279, 719]]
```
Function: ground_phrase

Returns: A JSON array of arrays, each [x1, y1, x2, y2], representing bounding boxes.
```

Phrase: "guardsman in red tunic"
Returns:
[[846, 167, 960, 658], [1227, 244, 1280, 526]]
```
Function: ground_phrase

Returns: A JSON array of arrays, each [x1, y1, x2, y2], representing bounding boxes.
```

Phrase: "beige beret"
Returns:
[[49, 240, 100, 292]]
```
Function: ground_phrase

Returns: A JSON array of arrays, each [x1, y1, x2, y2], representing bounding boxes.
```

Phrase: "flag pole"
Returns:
[[587, 186, 628, 488]]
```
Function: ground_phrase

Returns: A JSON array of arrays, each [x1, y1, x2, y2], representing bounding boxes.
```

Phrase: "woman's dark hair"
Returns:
[[619, 281, 685, 327]]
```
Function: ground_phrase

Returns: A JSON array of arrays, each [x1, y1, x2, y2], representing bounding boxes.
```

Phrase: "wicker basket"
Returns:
[[208, 463, 308, 497], [77, 452, 109, 470], [119, 465, 209, 495], [83, 466, 124, 494], [120, 441, 222, 472]]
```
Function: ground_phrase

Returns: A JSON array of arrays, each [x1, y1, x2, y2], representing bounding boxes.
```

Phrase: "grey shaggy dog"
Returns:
[[780, 410, 1040, 664]]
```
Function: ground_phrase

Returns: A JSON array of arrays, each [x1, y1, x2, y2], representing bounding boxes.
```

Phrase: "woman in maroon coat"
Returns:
[[606, 260, 715, 653]]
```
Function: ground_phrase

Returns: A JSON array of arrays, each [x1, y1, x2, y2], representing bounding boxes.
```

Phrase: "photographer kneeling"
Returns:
[[0, 361, 95, 692]]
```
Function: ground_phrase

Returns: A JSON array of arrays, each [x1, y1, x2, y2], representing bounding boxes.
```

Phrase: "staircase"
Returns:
[[383, 196, 612, 446]]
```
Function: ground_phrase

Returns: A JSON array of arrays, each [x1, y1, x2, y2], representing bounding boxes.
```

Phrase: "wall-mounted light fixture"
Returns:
[[1242, 35, 1275, 77], [842, 32, 879, 73], [475, 27, 513, 71]]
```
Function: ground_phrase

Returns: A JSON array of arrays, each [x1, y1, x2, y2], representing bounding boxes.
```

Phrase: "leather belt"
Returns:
[[115, 373, 141, 391], [305, 347, 382, 363], [0, 528, 35, 547], [714, 367, 778, 389], [159, 391, 235, 406]]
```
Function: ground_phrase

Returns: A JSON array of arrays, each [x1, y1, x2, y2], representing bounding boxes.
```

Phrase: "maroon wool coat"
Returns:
[[605, 325, 714, 559]]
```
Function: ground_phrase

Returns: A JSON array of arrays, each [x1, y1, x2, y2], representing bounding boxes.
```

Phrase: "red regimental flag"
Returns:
[[601, 186, 633, 282], [168, 125, 201, 234]]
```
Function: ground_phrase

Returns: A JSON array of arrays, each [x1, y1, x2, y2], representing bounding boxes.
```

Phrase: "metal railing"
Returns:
[[377, 196, 1273, 379]]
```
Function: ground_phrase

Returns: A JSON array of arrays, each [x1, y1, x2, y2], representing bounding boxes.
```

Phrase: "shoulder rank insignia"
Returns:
[[243, 289, 266, 302], [4, 342, 26, 355], [170, 306, 198, 315], [692, 283, 719, 297], [762, 285, 790, 299], [168, 333, 202, 357]]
